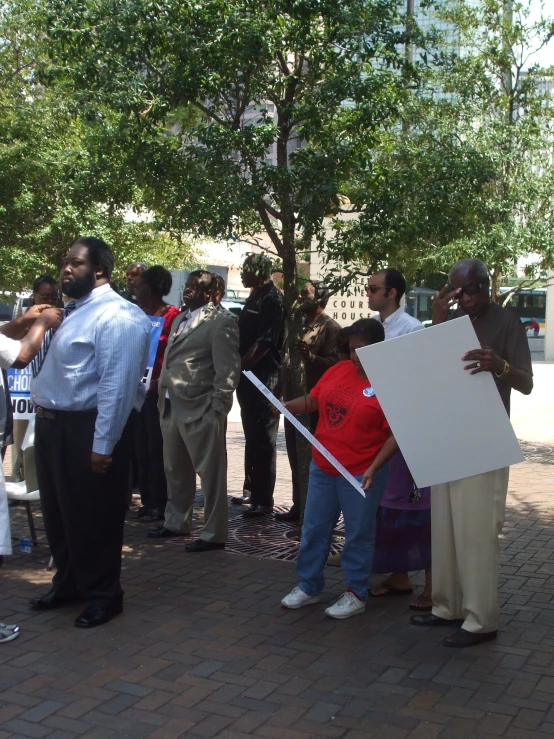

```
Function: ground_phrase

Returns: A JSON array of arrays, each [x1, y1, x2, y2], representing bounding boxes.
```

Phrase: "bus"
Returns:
[[411, 286, 547, 336], [499, 287, 546, 336]]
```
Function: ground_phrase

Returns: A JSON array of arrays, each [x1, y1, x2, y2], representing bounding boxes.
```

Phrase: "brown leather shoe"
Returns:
[[443, 629, 497, 648], [185, 539, 225, 552], [274, 508, 300, 522], [410, 614, 464, 627]]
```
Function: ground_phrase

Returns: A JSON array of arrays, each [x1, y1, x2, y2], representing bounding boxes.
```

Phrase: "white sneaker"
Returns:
[[325, 592, 366, 619], [281, 586, 320, 609], [0, 624, 20, 643]]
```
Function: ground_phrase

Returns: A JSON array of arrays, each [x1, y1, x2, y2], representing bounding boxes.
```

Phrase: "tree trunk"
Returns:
[[490, 268, 500, 303], [281, 234, 311, 521]]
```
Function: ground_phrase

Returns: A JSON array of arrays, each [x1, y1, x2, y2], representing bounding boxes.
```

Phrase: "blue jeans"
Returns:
[[297, 461, 388, 601]]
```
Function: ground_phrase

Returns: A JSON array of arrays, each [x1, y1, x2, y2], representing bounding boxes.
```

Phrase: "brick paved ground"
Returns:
[[2, 422, 554, 739]]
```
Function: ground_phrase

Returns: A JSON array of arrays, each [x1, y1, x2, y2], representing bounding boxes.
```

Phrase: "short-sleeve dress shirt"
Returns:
[[381, 307, 424, 339]]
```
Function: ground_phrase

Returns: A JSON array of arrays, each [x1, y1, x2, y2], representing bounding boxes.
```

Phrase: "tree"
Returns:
[[42, 0, 426, 509], [321, 0, 554, 299], [432, 0, 554, 297], [0, 0, 197, 292]]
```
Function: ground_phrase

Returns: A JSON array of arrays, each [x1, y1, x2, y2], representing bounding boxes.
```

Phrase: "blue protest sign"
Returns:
[[8, 316, 164, 418]]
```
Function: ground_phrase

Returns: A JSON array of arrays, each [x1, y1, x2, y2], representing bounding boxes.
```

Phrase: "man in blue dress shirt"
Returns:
[[29, 237, 151, 628]]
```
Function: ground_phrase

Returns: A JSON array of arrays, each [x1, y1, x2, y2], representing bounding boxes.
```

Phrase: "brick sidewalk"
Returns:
[[2, 423, 554, 738]]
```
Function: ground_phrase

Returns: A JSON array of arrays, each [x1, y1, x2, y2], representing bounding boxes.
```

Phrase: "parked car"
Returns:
[[225, 288, 249, 304], [220, 299, 243, 317]]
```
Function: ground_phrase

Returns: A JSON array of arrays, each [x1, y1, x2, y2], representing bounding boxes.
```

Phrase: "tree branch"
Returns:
[[192, 100, 229, 127], [257, 203, 284, 255]]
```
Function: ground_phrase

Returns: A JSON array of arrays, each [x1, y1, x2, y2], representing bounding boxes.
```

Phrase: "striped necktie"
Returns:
[[30, 301, 77, 378]]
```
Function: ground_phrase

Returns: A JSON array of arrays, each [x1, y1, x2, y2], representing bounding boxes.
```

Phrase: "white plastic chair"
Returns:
[[6, 416, 53, 569], [6, 416, 40, 544]]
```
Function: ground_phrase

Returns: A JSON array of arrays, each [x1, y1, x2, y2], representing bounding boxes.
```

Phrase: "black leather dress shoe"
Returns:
[[443, 629, 497, 648], [29, 590, 77, 611], [274, 508, 300, 522], [147, 526, 184, 539], [185, 539, 225, 552], [74, 604, 123, 628], [410, 614, 465, 627], [243, 504, 274, 517], [230, 496, 251, 505]]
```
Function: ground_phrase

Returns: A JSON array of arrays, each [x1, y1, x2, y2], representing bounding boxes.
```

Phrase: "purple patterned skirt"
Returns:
[[372, 451, 431, 573], [372, 506, 431, 573]]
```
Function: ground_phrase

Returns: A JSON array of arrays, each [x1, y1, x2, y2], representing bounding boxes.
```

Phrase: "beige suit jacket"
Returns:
[[158, 302, 240, 423]]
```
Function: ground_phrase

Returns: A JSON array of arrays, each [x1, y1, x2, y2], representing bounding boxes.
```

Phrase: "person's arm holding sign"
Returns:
[[461, 346, 533, 394], [433, 267, 533, 397], [274, 392, 398, 491], [277, 394, 319, 416], [360, 431, 398, 491], [0, 307, 62, 367]]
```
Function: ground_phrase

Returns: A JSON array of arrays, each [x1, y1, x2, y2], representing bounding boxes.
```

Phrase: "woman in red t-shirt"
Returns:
[[134, 267, 180, 521], [280, 318, 398, 620]]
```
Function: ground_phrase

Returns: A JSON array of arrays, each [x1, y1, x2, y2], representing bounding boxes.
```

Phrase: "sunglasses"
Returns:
[[449, 281, 486, 297], [367, 284, 390, 294]]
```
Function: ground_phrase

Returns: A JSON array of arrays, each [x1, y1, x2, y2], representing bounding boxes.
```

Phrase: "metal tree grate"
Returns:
[[519, 440, 554, 465], [170, 504, 345, 561]]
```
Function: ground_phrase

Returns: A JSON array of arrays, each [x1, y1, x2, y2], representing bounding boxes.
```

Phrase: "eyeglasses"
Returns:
[[450, 281, 486, 296], [367, 284, 386, 294]]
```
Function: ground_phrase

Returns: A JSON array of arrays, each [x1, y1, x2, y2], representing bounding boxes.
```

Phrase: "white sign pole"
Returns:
[[242, 371, 366, 497]]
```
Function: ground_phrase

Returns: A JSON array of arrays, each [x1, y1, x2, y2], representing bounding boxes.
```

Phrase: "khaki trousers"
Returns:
[[161, 404, 228, 543], [431, 467, 510, 634]]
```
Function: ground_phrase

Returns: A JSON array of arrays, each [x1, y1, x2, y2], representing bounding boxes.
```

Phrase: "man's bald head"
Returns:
[[448, 258, 490, 319]]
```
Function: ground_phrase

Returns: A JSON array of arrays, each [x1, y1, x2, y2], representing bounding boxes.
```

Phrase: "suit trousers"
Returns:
[[161, 403, 228, 543], [236, 375, 279, 507], [431, 467, 510, 633], [134, 391, 167, 512], [35, 411, 131, 608], [284, 413, 318, 511]]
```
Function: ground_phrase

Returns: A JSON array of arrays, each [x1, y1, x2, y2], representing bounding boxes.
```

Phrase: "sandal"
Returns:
[[370, 582, 413, 598], [409, 595, 433, 611], [132, 506, 148, 519], [140, 512, 165, 522]]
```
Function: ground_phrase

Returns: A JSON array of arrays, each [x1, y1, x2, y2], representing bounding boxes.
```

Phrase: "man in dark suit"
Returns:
[[234, 254, 285, 517]]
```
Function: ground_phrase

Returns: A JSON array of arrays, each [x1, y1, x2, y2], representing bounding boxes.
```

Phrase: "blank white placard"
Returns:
[[356, 315, 524, 487]]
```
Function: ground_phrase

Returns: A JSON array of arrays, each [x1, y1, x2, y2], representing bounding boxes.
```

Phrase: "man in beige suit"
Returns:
[[149, 270, 240, 552]]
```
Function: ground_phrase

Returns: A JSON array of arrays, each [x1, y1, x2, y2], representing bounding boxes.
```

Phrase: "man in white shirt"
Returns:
[[29, 237, 151, 629], [366, 269, 423, 338]]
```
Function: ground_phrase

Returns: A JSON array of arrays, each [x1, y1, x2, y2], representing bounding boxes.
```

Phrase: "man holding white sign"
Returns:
[[411, 259, 532, 647]]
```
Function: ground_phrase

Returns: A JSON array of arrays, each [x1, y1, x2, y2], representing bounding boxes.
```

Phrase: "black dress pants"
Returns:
[[134, 391, 167, 512], [236, 375, 279, 507], [35, 410, 131, 608], [284, 412, 318, 511]]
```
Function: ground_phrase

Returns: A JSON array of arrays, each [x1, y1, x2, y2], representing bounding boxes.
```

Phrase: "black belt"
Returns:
[[36, 407, 97, 419]]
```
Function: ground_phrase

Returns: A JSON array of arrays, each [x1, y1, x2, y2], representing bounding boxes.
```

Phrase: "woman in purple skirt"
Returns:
[[370, 451, 432, 610]]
